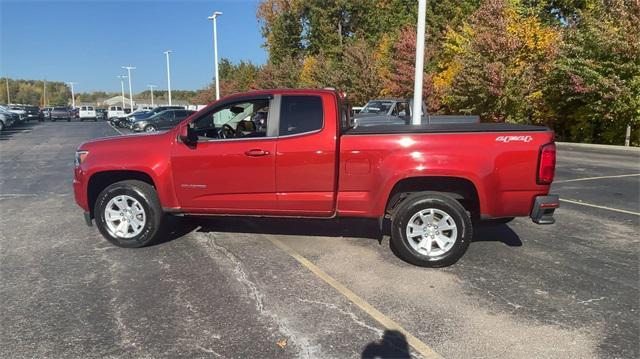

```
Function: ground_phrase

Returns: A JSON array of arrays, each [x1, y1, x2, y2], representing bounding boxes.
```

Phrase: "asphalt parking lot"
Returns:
[[1, 121, 638, 358]]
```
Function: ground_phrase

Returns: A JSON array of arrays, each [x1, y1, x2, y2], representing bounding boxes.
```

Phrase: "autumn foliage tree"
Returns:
[[191, 0, 639, 145]]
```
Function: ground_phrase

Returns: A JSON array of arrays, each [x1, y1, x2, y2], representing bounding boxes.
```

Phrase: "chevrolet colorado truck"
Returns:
[[74, 89, 558, 267]]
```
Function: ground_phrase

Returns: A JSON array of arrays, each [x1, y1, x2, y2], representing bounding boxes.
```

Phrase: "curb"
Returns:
[[556, 142, 640, 152]]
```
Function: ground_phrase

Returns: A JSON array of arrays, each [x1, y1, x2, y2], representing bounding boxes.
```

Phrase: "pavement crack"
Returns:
[[576, 297, 606, 305], [194, 232, 321, 358], [201, 233, 266, 314], [298, 298, 384, 336]]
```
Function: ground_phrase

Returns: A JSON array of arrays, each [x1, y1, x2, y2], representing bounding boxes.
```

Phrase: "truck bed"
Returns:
[[345, 123, 548, 135]]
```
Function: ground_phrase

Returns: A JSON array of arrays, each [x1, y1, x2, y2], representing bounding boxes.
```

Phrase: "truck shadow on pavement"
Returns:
[[156, 215, 522, 248]]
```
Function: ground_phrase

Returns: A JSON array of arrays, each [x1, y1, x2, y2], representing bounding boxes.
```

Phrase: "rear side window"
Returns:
[[279, 95, 323, 136]]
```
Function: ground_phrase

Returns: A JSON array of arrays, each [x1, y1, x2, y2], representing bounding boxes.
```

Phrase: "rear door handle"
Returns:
[[245, 149, 270, 157]]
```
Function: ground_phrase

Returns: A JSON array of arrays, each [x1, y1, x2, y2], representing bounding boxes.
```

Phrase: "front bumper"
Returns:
[[530, 194, 559, 224]]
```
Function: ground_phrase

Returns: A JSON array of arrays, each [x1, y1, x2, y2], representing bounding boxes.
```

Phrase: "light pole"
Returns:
[[121, 66, 136, 110], [147, 85, 157, 107], [5, 77, 10, 104], [67, 82, 77, 108], [208, 11, 223, 100], [116, 75, 127, 108], [164, 50, 172, 105], [412, 0, 427, 125], [43, 79, 47, 107]]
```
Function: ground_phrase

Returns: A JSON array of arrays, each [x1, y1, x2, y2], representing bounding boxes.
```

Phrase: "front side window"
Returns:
[[192, 99, 270, 140], [279, 95, 323, 136]]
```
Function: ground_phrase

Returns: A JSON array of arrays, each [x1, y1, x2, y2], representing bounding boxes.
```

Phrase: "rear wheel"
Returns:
[[94, 180, 164, 248], [144, 125, 156, 132], [391, 192, 472, 267]]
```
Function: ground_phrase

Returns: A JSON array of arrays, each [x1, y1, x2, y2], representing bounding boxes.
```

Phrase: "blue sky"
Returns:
[[0, 0, 268, 92]]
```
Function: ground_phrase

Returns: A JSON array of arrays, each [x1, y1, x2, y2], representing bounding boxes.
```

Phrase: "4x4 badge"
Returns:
[[495, 135, 533, 143]]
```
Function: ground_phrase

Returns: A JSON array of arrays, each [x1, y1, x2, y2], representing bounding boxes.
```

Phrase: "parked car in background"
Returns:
[[351, 106, 363, 117], [95, 109, 107, 121], [0, 106, 17, 131], [42, 107, 53, 120], [23, 106, 43, 121], [50, 107, 72, 122], [79, 106, 97, 121], [131, 109, 195, 132], [107, 106, 125, 120], [123, 105, 184, 129], [73, 88, 558, 267], [7, 105, 26, 122], [354, 99, 480, 127], [117, 109, 150, 128]]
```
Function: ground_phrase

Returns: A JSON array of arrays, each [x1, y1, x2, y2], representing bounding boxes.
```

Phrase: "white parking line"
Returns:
[[108, 122, 125, 135], [560, 198, 640, 216], [555, 173, 640, 183]]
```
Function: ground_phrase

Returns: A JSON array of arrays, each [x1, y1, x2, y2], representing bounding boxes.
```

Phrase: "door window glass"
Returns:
[[279, 96, 323, 136], [192, 99, 270, 140]]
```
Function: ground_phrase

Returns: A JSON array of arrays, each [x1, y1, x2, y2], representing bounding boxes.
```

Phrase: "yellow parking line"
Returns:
[[267, 237, 443, 359], [560, 198, 640, 216], [555, 173, 640, 183]]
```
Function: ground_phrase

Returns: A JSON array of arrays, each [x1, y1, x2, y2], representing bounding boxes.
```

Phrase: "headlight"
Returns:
[[75, 150, 89, 167]]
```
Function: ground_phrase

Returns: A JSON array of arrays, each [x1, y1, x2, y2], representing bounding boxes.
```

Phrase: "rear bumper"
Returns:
[[530, 194, 559, 224]]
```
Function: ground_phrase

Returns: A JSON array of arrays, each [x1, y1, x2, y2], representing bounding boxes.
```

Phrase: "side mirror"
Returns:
[[178, 124, 198, 146]]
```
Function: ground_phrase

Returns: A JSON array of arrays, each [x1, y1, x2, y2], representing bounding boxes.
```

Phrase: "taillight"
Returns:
[[537, 142, 556, 185]]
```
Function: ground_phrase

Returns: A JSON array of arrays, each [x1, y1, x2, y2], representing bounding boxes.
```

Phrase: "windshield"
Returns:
[[361, 101, 394, 114]]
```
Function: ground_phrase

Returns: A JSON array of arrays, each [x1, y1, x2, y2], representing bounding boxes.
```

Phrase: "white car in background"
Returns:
[[79, 106, 97, 121], [107, 106, 125, 119]]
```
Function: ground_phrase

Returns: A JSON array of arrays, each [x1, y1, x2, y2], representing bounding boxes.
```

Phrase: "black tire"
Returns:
[[390, 192, 472, 267], [94, 180, 164, 248], [144, 125, 156, 132], [80, 119, 84, 122], [0, 121, 4, 132], [67, 118, 71, 122], [52, 119, 56, 122]]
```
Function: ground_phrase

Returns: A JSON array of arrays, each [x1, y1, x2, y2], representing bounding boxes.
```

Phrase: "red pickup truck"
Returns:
[[74, 89, 558, 267]]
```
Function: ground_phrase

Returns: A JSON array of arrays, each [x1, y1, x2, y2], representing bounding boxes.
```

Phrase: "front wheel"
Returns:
[[94, 180, 164, 248], [144, 125, 156, 132], [391, 192, 472, 267]]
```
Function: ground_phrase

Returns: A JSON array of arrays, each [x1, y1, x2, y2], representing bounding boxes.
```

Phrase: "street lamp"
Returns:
[[121, 66, 136, 110], [412, 0, 427, 125], [116, 75, 127, 109], [147, 85, 157, 107], [5, 77, 10, 104], [67, 82, 77, 108], [164, 50, 172, 106], [207, 11, 223, 100]]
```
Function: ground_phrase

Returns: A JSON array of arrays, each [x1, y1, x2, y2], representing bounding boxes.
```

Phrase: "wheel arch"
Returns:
[[385, 176, 481, 221], [87, 170, 156, 218]]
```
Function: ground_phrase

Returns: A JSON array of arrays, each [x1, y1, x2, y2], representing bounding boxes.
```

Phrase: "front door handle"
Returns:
[[245, 149, 270, 157]]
